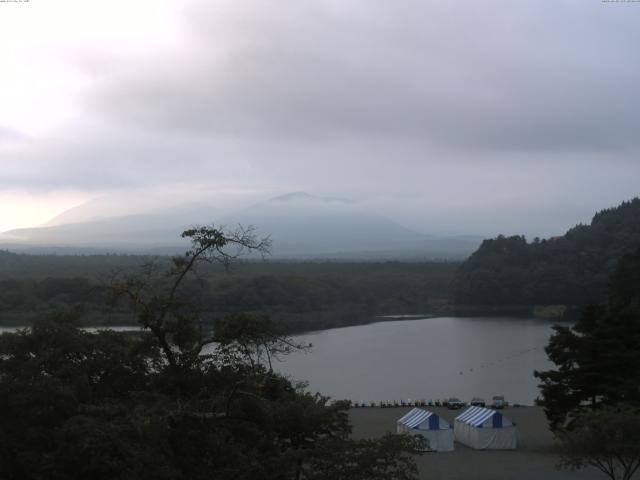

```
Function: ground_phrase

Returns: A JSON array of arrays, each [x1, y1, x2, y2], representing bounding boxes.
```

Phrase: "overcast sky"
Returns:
[[0, 0, 639, 236]]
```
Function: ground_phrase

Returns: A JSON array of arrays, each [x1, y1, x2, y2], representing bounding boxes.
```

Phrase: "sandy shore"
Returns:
[[349, 406, 611, 480]]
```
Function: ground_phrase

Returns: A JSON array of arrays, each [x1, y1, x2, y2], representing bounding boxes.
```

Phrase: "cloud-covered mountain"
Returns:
[[1, 192, 482, 259]]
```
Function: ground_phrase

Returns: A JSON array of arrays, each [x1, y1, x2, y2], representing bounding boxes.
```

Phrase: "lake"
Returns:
[[0, 326, 144, 334], [0, 317, 559, 406], [275, 317, 559, 406]]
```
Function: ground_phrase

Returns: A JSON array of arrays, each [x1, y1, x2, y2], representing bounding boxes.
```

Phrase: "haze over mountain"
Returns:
[[1, 192, 482, 259], [1, 2, 639, 239]]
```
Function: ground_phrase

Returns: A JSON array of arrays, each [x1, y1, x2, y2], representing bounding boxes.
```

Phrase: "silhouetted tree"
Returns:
[[535, 247, 640, 431], [110, 224, 271, 367], [0, 225, 424, 480], [557, 405, 640, 480]]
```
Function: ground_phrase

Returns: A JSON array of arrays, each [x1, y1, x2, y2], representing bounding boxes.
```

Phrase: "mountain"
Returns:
[[452, 197, 640, 313], [2, 214, 190, 252], [1, 192, 481, 259], [223, 192, 429, 257], [265, 191, 353, 205]]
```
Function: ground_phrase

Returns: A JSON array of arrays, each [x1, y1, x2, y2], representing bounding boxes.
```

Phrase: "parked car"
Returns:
[[446, 397, 465, 409], [491, 395, 506, 409], [470, 397, 486, 407]]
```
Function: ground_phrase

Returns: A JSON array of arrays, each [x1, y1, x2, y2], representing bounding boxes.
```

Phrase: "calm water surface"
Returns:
[[276, 317, 559, 405], [0, 317, 559, 405]]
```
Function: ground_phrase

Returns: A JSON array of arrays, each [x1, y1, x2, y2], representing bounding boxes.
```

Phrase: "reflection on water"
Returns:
[[276, 317, 559, 405]]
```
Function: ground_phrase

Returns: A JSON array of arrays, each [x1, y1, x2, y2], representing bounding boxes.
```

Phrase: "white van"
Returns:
[[491, 395, 506, 409]]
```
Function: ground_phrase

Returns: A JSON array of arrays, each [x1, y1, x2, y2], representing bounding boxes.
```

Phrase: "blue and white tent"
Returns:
[[396, 408, 454, 451], [454, 406, 517, 450]]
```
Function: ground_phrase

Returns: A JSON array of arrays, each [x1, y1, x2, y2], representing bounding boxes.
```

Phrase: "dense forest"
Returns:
[[0, 227, 423, 480], [3, 198, 639, 329], [535, 245, 640, 430], [0, 252, 457, 333], [453, 198, 640, 315]]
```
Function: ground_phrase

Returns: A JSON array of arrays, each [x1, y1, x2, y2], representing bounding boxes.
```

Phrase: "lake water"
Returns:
[[0, 326, 143, 334], [275, 317, 559, 406], [0, 317, 559, 406]]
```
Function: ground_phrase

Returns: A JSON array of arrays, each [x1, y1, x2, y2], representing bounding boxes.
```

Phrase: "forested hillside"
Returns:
[[0, 253, 456, 332], [453, 198, 640, 313]]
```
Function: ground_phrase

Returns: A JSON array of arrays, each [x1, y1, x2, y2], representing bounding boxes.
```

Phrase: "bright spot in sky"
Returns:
[[0, 191, 88, 233], [0, 0, 184, 136]]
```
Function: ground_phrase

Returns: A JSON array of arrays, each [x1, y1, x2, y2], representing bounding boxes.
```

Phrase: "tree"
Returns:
[[557, 405, 640, 480], [0, 225, 424, 480], [0, 314, 165, 480], [535, 247, 640, 431], [453, 198, 640, 309], [110, 224, 272, 368], [213, 312, 309, 372]]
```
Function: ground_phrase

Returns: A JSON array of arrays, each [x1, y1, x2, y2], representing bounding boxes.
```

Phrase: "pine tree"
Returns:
[[535, 247, 640, 431]]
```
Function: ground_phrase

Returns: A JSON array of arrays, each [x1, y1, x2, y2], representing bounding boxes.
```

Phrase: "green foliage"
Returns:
[[0, 319, 424, 480], [0, 257, 456, 332], [0, 315, 163, 479], [203, 266, 451, 332], [453, 198, 640, 310], [535, 247, 640, 431], [557, 405, 640, 480], [0, 320, 422, 479], [213, 313, 307, 371], [0, 226, 423, 480]]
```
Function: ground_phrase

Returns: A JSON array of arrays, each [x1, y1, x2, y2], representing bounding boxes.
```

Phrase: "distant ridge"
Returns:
[[1, 191, 481, 260], [266, 192, 353, 204]]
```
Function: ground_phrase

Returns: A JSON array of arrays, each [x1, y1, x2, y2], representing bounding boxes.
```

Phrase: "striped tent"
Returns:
[[396, 408, 454, 452], [454, 406, 517, 450]]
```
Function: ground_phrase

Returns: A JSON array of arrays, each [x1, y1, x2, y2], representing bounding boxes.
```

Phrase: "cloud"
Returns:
[[0, 0, 639, 236], [0, 126, 29, 143], [84, 0, 640, 152]]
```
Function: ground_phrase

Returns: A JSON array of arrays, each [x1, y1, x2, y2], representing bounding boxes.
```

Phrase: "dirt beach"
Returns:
[[349, 406, 611, 480]]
